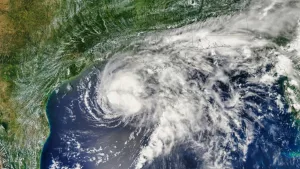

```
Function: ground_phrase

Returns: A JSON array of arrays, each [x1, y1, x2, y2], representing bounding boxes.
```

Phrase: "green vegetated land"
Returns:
[[0, 0, 58, 168], [0, 0, 255, 168]]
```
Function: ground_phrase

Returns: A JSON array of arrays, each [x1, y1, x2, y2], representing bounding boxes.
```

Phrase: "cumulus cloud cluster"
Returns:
[[96, 0, 300, 168]]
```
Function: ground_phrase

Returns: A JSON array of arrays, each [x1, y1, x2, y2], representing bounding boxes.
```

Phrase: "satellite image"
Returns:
[[1, 0, 300, 169]]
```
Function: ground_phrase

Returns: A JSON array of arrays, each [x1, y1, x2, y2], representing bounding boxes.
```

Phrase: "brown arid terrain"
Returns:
[[0, 0, 58, 167], [0, 0, 11, 168], [0, 0, 14, 54]]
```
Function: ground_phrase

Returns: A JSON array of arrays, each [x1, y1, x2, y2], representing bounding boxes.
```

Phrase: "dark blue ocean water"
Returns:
[[41, 67, 300, 169]]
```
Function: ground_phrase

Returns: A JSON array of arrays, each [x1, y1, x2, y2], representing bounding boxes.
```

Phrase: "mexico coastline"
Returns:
[[39, 1, 300, 168]]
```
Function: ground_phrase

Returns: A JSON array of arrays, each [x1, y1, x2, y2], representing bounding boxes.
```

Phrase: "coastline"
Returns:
[[0, 0, 57, 168], [1, 0, 300, 168], [40, 64, 99, 168]]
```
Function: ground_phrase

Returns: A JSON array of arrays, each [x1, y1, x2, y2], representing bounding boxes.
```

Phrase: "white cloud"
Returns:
[[95, 0, 300, 168]]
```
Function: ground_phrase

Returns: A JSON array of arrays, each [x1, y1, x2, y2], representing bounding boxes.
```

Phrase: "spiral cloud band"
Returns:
[[95, 0, 300, 168]]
